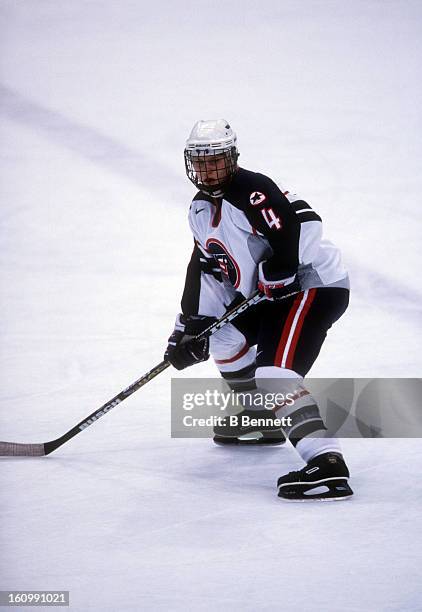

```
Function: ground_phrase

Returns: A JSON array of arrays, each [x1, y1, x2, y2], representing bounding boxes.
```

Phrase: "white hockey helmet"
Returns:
[[184, 119, 239, 197]]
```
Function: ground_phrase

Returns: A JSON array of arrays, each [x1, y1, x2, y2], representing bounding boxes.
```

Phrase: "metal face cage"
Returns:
[[184, 147, 238, 197]]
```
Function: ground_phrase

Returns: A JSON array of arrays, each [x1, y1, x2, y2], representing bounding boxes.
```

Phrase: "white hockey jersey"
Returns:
[[181, 167, 349, 318]]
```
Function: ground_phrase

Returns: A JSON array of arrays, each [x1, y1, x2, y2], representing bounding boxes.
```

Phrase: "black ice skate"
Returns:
[[213, 409, 286, 446], [277, 452, 353, 502]]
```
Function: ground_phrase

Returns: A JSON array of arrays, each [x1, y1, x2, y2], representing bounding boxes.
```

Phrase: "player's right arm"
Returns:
[[165, 196, 226, 369], [180, 241, 222, 316], [163, 243, 211, 369]]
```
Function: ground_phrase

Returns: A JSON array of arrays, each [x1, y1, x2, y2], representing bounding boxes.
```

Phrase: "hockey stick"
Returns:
[[0, 290, 265, 456]]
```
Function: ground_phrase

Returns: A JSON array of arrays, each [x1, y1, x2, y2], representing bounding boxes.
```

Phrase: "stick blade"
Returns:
[[0, 441, 46, 456]]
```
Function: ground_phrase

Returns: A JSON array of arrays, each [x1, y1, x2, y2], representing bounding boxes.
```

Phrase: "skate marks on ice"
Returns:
[[345, 257, 422, 317], [0, 84, 182, 196]]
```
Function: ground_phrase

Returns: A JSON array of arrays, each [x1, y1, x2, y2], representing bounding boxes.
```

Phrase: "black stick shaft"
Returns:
[[1, 290, 264, 456], [44, 360, 171, 454]]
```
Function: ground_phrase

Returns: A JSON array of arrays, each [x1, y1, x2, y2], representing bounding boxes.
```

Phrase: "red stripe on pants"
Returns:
[[274, 289, 316, 368], [274, 293, 304, 367], [285, 289, 316, 369]]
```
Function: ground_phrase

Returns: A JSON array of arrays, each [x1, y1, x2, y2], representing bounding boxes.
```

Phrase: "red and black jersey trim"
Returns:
[[211, 199, 222, 227], [193, 191, 214, 204], [205, 238, 241, 288]]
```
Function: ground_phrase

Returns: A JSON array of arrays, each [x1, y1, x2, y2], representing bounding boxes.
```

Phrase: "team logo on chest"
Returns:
[[205, 238, 241, 288], [250, 191, 266, 206]]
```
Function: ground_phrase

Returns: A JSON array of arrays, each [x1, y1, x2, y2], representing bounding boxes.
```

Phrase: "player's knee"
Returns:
[[255, 366, 302, 381], [255, 365, 304, 397], [212, 345, 256, 374], [255, 366, 324, 441]]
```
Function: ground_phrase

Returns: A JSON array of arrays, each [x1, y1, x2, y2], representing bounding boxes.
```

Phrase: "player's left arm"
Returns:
[[243, 178, 322, 299]]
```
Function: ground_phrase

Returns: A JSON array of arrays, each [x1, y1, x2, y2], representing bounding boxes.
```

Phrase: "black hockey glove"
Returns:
[[257, 260, 300, 301], [164, 314, 217, 370]]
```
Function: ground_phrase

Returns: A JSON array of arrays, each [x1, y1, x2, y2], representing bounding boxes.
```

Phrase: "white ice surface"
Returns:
[[1, 1, 421, 611]]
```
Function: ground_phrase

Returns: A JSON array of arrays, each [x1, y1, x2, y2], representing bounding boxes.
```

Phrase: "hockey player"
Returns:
[[165, 119, 353, 501]]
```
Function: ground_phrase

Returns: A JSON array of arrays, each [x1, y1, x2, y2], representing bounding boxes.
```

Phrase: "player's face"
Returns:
[[192, 155, 229, 186]]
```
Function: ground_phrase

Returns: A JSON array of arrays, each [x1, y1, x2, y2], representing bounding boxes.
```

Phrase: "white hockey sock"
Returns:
[[254, 366, 343, 463], [295, 436, 343, 464]]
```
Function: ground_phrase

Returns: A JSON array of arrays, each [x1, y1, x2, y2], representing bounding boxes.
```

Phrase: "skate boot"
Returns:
[[277, 452, 353, 501], [214, 409, 286, 446]]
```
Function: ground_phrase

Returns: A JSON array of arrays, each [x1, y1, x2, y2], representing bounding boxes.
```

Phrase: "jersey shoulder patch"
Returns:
[[225, 168, 286, 213]]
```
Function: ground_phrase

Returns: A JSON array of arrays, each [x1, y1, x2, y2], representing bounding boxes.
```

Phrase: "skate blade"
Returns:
[[280, 495, 353, 503], [278, 481, 353, 502], [213, 433, 285, 446]]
